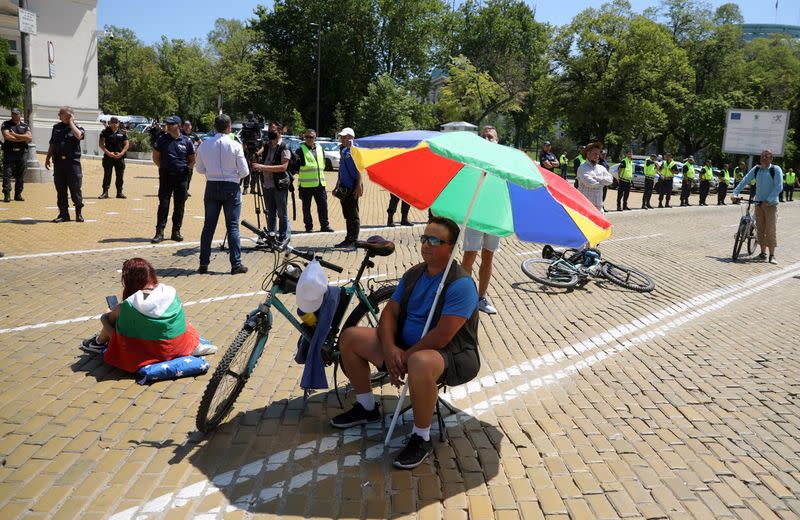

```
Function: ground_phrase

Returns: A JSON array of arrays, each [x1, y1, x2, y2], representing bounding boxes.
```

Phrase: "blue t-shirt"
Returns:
[[155, 133, 194, 174], [391, 270, 478, 348]]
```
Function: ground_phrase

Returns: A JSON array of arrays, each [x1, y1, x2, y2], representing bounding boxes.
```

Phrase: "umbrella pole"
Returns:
[[384, 171, 488, 446]]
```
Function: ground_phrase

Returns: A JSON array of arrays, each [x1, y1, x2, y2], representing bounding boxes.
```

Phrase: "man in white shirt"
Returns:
[[195, 114, 250, 275], [577, 141, 613, 213]]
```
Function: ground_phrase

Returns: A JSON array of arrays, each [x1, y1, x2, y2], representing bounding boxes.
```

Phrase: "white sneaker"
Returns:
[[192, 342, 218, 356], [79, 335, 107, 355], [477, 297, 497, 315], [769, 256, 777, 265]]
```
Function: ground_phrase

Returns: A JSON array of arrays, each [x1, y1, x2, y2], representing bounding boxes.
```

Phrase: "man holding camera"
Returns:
[[151, 115, 194, 243], [296, 129, 332, 233], [196, 114, 250, 275], [98, 116, 129, 199], [250, 123, 293, 246], [239, 112, 261, 195]]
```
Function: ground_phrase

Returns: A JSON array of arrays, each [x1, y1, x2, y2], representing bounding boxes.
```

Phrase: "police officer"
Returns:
[[558, 151, 568, 179], [699, 159, 713, 206], [98, 116, 129, 199], [641, 153, 657, 209], [658, 152, 678, 208], [572, 145, 586, 188], [732, 161, 746, 204], [296, 128, 332, 233], [783, 168, 796, 202], [717, 162, 731, 205], [181, 120, 201, 194], [616, 149, 633, 211], [1, 108, 32, 202], [45, 106, 85, 222], [151, 115, 195, 243], [680, 156, 695, 206]]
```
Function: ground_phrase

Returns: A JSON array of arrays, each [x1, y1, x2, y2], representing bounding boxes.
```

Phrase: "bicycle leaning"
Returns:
[[521, 245, 655, 292], [731, 193, 757, 261], [196, 220, 397, 433]]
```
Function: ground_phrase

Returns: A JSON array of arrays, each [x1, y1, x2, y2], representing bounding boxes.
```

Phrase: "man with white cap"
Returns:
[[333, 127, 362, 249]]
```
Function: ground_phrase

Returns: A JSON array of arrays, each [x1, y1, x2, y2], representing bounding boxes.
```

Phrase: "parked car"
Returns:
[[320, 141, 340, 170]]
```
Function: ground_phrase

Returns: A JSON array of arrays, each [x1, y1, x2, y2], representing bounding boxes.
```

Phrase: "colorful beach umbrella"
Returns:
[[352, 131, 613, 444], [352, 130, 612, 248]]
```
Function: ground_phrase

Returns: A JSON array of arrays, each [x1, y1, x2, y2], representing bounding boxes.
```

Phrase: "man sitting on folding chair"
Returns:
[[330, 216, 480, 469]]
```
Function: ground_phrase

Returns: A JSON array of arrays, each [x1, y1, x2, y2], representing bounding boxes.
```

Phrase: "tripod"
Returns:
[[222, 160, 266, 251]]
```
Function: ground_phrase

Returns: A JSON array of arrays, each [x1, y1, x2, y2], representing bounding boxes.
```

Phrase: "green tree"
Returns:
[[97, 25, 141, 114], [436, 55, 517, 125], [354, 74, 434, 135], [126, 46, 177, 120], [0, 39, 23, 108], [289, 108, 306, 135], [155, 37, 213, 121]]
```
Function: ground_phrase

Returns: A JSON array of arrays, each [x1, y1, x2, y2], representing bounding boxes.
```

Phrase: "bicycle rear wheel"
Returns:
[[196, 324, 269, 433], [600, 262, 655, 292], [732, 221, 746, 261], [521, 258, 578, 288]]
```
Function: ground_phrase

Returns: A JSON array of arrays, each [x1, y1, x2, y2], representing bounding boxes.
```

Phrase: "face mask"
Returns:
[[267, 131, 279, 140]]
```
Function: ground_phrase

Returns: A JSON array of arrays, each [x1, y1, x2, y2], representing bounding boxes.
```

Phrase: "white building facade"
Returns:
[[0, 0, 101, 158]]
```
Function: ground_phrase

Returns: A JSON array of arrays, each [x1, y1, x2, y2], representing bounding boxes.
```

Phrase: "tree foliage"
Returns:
[[0, 39, 24, 108]]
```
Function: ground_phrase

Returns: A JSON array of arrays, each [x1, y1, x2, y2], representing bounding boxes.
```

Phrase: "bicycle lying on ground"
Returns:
[[521, 245, 655, 292], [731, 194, 757, 261], [196, 220, 397, 433]]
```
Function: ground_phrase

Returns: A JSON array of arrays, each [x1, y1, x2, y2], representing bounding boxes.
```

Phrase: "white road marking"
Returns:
[[106, 212, 119, 215], [0, 274, 392, 335], [112, 263, 800, 519]]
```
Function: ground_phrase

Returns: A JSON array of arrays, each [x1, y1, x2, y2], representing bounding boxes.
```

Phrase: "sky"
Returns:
[[98, 0, 800, 45]]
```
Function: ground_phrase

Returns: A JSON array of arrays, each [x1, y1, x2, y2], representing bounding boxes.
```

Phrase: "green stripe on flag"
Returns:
[[115, 297, 187, 341]]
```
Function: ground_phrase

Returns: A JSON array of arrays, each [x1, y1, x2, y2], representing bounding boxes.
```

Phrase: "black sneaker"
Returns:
[[231, 264, 248, 275], [393, 433, 433, 469], [757, 252, 767, 261], [80, 335, 107, 355], [333, 240, 356, 250], [330, 402, 381, 428], [197, 265, 208, 274]]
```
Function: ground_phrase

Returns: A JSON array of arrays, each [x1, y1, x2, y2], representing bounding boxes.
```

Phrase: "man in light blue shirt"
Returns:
[[195, 114, 250, 275], [732, 149, 784, 264]]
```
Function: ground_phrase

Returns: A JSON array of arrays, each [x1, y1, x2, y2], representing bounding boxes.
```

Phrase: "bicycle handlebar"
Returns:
[[241, 220, 344, 273]]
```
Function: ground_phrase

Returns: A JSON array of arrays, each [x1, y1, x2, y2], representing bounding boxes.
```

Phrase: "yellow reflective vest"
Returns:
[[661, 160, 675, 179], [683, 163, 695, 180], [701, 166, 713, 181], [298, 143, 326, 188], [619, 157, 633, 181], [644, 159, 657, 178], [785, 170, 796, 185]]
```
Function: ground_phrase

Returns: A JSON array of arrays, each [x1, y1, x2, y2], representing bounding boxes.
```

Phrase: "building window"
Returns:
[[6, 39, 18, 53]]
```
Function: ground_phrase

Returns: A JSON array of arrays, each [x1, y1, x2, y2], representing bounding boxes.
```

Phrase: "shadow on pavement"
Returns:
[[98, 237, 152, 244], [161, 391, 502, 517], [511, 280, 578, 294], [70, 352, 132, 382], [706, 255, 760, 264], [0, 219, 52, 225]]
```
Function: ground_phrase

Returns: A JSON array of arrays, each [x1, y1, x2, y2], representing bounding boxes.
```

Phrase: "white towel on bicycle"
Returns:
[[296, 285, 340, 390]]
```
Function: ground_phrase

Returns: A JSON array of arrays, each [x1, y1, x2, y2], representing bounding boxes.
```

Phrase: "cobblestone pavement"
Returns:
[[1, 158, 799, 519]]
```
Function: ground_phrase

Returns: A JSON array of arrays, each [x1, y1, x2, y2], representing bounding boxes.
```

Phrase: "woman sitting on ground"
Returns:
[[81, 257, 215, 371]]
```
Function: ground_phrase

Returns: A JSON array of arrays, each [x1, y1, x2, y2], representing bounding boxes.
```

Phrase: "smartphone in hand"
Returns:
[[106, 295, 119, 310]]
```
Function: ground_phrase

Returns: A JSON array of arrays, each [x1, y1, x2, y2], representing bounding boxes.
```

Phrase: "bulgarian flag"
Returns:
[[104, 284, 199, 373]]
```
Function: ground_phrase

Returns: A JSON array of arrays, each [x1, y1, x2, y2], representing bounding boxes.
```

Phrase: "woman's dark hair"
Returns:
[[121, 258, 158, 299], [427, 215, 460, 243]]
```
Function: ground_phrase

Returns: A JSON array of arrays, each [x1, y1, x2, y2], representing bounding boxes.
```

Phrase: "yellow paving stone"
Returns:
[[4, 443, 38, 468], [467, 495, 494, 520], [30, 484, 73, 513]]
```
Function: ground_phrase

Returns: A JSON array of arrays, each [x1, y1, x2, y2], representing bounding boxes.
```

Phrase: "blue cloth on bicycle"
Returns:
[[296, 285, 340, 390], [390, 271, 477, 348]]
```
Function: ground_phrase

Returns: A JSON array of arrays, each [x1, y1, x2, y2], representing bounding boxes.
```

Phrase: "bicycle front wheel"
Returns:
[[746, 224, 757, 255], [732, 221, 746, 261], [521, 258, 578, 289], [196, 325, 268, 433], [600, 262, 655, 292]]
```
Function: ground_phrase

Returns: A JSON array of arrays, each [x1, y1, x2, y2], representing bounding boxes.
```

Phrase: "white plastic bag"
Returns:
[[295, 259, 328, 313]]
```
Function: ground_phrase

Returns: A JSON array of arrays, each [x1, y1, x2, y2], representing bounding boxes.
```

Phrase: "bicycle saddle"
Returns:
[[356, 235, 395, 256]]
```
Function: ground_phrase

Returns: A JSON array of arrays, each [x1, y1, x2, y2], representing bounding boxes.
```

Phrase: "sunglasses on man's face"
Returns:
[[420, 235, 452, 246]]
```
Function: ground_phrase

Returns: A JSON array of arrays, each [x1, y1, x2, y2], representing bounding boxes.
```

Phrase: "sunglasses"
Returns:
[[420, 235, 453, 246]]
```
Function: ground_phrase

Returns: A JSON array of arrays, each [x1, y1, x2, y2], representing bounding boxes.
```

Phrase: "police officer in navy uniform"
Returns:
[[151, 115, 195, 243], [98, 116, 129, 199], [45, 106, 85, 222], [1, 107, 32, 202], [181, 120, 201, 195]]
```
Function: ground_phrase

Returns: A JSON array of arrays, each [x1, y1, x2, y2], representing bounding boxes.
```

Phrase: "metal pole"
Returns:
[[18, 0, 44, 181], [312, 22, 321, 132]]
